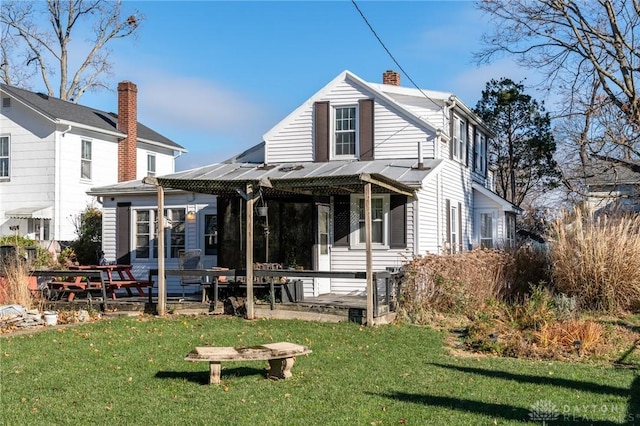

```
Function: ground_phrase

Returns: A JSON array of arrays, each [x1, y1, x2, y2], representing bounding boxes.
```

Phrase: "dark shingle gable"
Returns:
[[1, 83, 184, 151]]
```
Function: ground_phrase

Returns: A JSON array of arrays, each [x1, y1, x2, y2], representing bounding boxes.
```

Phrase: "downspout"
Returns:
[[444, 95, 457, 142], [54, 125, 72, 240]]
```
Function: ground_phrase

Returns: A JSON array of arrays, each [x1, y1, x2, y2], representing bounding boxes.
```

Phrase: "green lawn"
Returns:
[[1, 316, 638, 425]]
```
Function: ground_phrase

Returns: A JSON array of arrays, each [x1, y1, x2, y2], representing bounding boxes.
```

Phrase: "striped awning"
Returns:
[[5, 206, 53, 219]]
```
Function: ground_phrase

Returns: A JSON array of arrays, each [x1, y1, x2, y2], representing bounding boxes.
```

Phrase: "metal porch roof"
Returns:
[[153, 159, 442, 197]]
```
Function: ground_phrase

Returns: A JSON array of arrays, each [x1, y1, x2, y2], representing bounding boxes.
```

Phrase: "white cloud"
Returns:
[[127, 69, 274, 141]]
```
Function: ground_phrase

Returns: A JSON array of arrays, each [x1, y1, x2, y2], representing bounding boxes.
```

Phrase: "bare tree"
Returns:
[[476, 0, 640, 178], [1, 0, 141, 103]]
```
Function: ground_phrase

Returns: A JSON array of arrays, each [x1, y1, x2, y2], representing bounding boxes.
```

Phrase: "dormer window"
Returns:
[[334, 106, 358, 158]]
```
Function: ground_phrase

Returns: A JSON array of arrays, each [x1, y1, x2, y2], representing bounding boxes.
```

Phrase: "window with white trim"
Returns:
[[350, 194, 389, 247], [452, 115, 466, 162], [134, 208, 185, 259], [0, 136, 9, 178], [334, 106, 357, 157], [480, 212, 494, 249], [475, 132, 487, 174], [147, 153, 156, 177], [203, 214, 218, 255], [450, 204, 458, 252], [505, 214, 516, 248], [81, 139, 92, 180]]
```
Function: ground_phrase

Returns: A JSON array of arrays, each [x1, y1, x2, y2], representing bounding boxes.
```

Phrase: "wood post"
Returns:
[[157, 184, 166, 316], [365, 182, 374, 326], [246, 183, 254, 319]]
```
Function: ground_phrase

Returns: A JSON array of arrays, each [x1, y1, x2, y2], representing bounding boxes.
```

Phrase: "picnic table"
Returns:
[[67, 264, 149, 299]]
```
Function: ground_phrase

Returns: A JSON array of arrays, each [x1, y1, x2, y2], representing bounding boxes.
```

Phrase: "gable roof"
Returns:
[[1, 83, 185, 152], [585, 161, 640, 187], [263, 70, 493, 142]]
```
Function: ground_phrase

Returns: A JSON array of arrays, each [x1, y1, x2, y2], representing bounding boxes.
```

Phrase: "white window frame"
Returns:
[[202, 212, 218, 256], [333, 105, 359, 159], [477, 209, 496, 249], [505, 213, 516, 248], [0, 135, 9, 179], [475, 132, 487, 174], [147, 153, 156, 177], [450, 204, 458, 253], [81, 139, 92, 180], [134, 208, 185, 260], [452, 115, 466, 163], [349, 194, 389, 249]]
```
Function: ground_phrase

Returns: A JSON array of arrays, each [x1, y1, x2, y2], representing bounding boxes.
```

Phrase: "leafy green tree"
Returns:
[[70, 206, 102, 265], [474, 78, 559, 207]]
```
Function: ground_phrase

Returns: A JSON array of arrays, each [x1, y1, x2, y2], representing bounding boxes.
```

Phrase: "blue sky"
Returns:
[[74, 0, 542, 170]]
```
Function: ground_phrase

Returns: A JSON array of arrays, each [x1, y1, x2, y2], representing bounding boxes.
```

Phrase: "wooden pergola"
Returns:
[[142, 160, 431, 325]]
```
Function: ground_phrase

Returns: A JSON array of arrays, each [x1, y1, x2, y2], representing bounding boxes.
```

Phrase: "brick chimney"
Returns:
[[383, 70, 401, 86], [117, 81, 138, 182]]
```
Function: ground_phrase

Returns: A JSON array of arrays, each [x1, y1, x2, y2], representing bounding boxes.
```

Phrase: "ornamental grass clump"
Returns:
[[0, 251, 33, 307], [550, 208, 640, 313]]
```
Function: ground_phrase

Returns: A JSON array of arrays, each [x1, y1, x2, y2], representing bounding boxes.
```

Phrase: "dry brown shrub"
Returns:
[[400, 250, 511, 322], [550, 208, 640, 312], [0, 252, 33, 307], [399, 247, 552, 324], [534, 319, 605, 355]]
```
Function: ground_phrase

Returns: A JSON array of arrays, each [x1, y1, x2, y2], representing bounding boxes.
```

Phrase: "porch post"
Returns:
[[364, 182, 374, 326], [246, 183, 254, 319], [157, 185, 166, 316]]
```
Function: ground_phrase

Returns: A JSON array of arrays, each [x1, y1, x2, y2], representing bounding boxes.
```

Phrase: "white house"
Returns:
[[0, 81, 185, 242], [89, 70, 519, 297]]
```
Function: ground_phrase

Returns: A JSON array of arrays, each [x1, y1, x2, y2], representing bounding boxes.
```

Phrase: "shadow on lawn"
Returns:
[[156, 366, 265, 385], [373, 364, 640, 425]]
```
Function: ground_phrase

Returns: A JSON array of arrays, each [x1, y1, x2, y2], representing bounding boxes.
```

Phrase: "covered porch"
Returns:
[[142, 159, 433, 324]]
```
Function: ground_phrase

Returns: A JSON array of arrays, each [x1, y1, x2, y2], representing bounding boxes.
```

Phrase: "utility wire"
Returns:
[[350, 0, 441, 108]]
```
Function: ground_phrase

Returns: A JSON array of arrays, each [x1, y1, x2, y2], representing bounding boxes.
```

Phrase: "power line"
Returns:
[[350, 0, 441, 107]]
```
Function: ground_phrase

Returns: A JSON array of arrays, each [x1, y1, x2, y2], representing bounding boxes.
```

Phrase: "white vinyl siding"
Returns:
[[265, 79, 437, 164]]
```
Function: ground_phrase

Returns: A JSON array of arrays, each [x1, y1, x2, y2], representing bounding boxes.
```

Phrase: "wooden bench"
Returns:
[[185, 342, 311, 385]]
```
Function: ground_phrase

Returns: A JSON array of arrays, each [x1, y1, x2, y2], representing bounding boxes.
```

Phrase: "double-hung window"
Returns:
[[358, 197, 384, 244], [450, 204, 458, 252], [147, 154, 156, 177], [351, 195, 388, 247], [334, 106, 357, 157], [0, 136, 9, 179], [134, 208, 185, 259], [505, 214, 516, 248], [479, 212, 494, 249], [452, 116, 466, 163], [81, 139, 92, 180], [475, 132, 487, 174]]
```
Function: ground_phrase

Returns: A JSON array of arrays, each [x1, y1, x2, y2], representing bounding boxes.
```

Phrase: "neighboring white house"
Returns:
[[0, 81, 185, 242], [89, 70, 519, 297], [586, 161, 640, 214]]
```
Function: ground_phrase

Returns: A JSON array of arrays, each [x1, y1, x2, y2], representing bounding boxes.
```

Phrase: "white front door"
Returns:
[[315, 204, 331, 295]]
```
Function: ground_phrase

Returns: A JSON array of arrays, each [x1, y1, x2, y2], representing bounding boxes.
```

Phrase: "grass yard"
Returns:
[[1, 315, 638, 425]]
